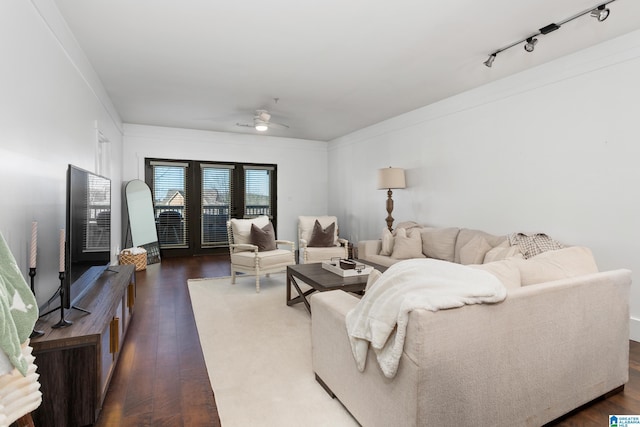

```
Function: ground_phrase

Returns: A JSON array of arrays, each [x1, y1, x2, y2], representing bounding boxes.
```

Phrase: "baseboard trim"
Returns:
[[630, 317, 640, 342]]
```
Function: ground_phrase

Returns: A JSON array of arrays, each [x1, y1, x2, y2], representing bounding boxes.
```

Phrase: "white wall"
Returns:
[[0, 1, 123, 306], [122, 124, 328, 244], [328, 29, 640, 340]]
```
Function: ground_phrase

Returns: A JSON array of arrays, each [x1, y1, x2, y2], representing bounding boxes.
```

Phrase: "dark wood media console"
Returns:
[[30, 264, 136, 427]]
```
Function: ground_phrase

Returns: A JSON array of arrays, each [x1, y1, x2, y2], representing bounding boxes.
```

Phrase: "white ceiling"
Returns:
[[53, 0, 640, 141]]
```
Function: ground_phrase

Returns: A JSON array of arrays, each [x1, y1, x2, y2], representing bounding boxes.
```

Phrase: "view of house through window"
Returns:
[[146, 158, 277, 255]]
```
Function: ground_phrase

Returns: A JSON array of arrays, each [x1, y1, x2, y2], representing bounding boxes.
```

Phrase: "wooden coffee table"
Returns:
[[286, 260, 387, 314]]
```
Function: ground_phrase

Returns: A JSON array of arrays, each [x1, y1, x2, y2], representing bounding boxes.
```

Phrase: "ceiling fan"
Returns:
[[236, 109, 289, 132]]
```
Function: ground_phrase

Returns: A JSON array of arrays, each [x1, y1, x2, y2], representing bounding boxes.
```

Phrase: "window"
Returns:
[[146, 158, 277, 255]]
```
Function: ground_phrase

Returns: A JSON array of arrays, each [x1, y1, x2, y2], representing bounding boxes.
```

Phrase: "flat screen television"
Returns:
[[64, 165, 112, 309]]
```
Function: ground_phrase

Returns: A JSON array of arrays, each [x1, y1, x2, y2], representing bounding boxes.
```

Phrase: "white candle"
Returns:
[[59, 229, 65, 272], [29, 221, 37, 269]]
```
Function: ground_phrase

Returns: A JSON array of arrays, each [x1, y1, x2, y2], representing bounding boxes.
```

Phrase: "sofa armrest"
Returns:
[[357, 240, 381, 261]]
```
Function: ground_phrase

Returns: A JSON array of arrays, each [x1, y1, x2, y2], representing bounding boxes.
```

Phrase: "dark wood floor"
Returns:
[[96, 254, 640, 426]]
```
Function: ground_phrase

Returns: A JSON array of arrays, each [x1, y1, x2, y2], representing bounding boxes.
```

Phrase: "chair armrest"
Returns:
[[299, 238, 308, 249], [275, 240, 295, 250], [230, 243, 258, 253], [337, 237, 349, 246]]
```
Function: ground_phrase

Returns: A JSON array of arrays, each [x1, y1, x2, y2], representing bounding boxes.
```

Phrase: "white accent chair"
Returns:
[[227, 216, 295, 292], [298, 216, 349, 264]]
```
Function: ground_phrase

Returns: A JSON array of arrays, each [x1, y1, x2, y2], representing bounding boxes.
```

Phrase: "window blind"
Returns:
[[151, 162, 188, 248], [201, 164, 234, 247], [243, 166, 273, 218]]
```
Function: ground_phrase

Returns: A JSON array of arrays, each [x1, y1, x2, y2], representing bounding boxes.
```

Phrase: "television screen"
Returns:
[[64, 165, 111, 309]]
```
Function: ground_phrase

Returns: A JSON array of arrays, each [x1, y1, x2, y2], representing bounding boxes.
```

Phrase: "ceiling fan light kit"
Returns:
[[236, 107, 290, 133], [484, 0, 616, 67]]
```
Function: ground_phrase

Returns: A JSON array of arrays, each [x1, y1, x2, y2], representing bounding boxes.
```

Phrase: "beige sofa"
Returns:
[[358, 226, 520, 268], [311, 230, 631, 426]]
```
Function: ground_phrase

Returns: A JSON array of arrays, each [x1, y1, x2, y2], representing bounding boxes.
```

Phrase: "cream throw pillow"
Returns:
[[483, 241, 523, 263], [513, 246, 598, 286], [459, 235, 492, 265], [380, 228, 394, 256], [391, 228, 425, 260], [470, 259, 522, 290]]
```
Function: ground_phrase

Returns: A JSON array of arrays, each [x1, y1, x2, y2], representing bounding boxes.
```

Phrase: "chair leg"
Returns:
[[255, 274, 260, 293], [231, 270, 236, 284]]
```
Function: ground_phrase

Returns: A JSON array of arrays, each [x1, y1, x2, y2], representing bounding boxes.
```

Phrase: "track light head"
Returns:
[[484, 54, 496, 68], [524, 37, 538, 52], [590, 5, 610, 22]]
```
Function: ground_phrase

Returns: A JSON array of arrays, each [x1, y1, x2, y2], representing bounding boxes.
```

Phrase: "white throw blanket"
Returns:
[[345, 259, 507, 378]]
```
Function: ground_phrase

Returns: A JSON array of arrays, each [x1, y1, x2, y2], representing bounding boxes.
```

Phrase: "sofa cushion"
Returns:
[[454, 229, 506, 263], [483, 241, 523, 263], [469, 259, 521, 290], [364, 269, 383, 292], [420, 227, 460, 262], [364, 254, 400, 268], [250, 222, 276, 251], [380, 228, 394, 256], [513, 246, 598, 286], [391, 228, 425, 260], [308, 220, 336, 247], [459, 235, 493, 265], [230, 215, 270, 247]]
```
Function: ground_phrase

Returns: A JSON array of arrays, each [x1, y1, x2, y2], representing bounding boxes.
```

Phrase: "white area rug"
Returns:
[[188, 274, 359, 427]]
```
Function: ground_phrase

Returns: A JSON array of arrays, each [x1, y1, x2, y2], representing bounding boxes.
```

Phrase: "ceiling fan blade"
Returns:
[[269, 121, 290, 129], [236, 123, 254, 128]]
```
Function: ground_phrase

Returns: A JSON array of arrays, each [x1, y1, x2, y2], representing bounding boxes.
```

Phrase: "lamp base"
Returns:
[[385, 189, 394, 232]]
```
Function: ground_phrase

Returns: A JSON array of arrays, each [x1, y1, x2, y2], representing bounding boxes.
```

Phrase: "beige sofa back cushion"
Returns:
[[420, 227, 460, 262], [513, 246, 598, 286]]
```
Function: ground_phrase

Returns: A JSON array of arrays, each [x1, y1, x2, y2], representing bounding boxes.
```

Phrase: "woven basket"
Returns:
[[119, 249, 147, 271]]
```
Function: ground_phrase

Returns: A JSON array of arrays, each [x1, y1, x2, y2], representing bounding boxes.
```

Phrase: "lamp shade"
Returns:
[[377, 167, 406, 189]]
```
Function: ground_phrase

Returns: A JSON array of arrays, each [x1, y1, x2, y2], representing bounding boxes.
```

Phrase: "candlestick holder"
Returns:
[[52, 272, 72, 329], [28, 268, 44, 338]]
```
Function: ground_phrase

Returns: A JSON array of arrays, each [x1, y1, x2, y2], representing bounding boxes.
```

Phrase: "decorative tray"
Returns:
[[321, 260, 374, 277]]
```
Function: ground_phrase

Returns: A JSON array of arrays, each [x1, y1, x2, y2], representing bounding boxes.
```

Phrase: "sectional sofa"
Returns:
[[310, 225, 631, 426]]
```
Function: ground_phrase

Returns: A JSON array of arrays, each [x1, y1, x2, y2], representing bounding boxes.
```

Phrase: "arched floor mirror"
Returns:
[[125, 179, 161, 264]]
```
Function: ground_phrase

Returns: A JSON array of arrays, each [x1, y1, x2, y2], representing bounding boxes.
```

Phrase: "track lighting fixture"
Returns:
[[483, 0, 616, 67], [483, 54, 496, 68], [590, 5, 610, 21], [524, 37, 538, 52]]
